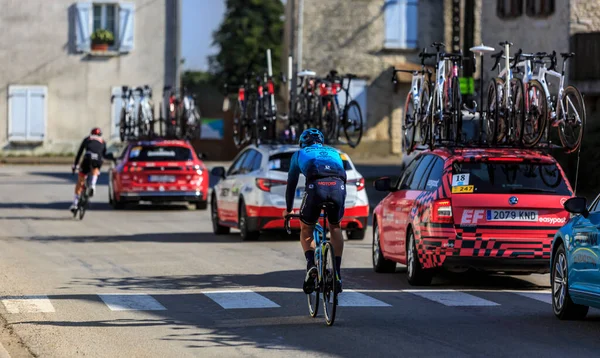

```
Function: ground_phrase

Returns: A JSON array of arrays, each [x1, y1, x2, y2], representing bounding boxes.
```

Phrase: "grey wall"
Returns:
[[0, 0, 174, 154]]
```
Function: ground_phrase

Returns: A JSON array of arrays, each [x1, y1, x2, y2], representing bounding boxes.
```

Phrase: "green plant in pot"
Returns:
[[91, 29, 114, 51]]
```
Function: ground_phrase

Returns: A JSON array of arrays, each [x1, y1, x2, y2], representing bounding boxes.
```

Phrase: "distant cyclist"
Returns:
[[70, 128, 112, 212], [283, 128, 347, 294]]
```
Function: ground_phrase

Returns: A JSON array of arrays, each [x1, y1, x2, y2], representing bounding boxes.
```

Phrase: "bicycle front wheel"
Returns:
[[510, 78, 525, 145], [233, 100, 245, 147], [523, 80, 547, 147], [558, 85, 586, 153], [319, 97, 338, 144], [119, 109, 127, 142], [322, 242, 338, 326], [403, 91, 416, 153], [343, 100, 363, 148], [485, 78, 502, 144]]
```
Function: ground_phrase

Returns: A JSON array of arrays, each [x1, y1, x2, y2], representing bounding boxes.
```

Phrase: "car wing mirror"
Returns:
[[374, 176, 393, 192], [211, 166, 226, 179], [564, 197, 589, 218]]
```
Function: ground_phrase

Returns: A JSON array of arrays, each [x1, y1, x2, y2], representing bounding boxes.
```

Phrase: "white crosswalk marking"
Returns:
[[1, 295, 55, 313], [338, 290, 391, 307], [408, 290, 500, 307], [98, 294, 166, 311], [204, 290, 280, 309], [514, 292, 552, 304]]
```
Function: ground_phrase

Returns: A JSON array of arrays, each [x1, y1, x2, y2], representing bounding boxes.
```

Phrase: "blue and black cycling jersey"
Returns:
[[285, 144, 346, 212]]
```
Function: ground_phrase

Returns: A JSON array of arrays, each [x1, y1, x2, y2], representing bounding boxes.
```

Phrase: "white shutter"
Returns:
[[111, 87, 123, 138], [118, 3, 135, 52], [8, 86, 47, 142], [384, 0, 419, 49], [75, 2, 92, 53]]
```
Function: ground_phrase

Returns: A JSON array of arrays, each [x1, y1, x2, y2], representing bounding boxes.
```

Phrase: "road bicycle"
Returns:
[[392, 50, 435, 153], [285, 206, 339, 326], [136, 85, 155, 137], [424, 42, 464, 147], [293, 70, 319, 133], [163, 86, 203, 140], [317, 71, 364, 148], [315, 70, 342, 143], [254, 73, 278, 145], [487, 41, 525, 145], [71, 167, 92, 220], [512, 49, 585, 152], [111, 86, 137, 142]]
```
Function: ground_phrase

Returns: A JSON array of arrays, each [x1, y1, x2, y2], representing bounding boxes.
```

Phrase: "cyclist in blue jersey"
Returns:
[[283, 128, 346, 294]]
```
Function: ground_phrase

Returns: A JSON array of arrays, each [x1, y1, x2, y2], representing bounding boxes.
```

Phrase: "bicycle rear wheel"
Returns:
[[523, 80, 547, 147], [307, 250, 320, 317], [322, 242, 337, 326], [403, 91, 416, 153], [558, 85, 586, 153], [450, 77, 462, 144], [233, 100, 245, 147], [343, 100, 363, 148], [510, 78, 525, 145], [417, 83, 431, 148], [485, 78, 502, 144], [119, 109, 127, 142], [319, 97, 338, 144]]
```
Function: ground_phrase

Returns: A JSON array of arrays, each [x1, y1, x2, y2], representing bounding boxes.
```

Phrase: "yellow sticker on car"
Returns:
[[340, 153, 348, 160], [452, 185, 474, 193]]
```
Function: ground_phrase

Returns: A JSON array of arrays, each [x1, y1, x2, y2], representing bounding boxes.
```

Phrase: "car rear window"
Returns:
[[452, 160, 571, 195], [268, 152, 352, 172], [128, 146, 193, 161]]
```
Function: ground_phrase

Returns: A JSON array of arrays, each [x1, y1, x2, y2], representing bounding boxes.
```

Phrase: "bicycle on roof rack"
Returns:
[[511, 49, 585, 152], [487, 41, 525, 146], [392, 49, 435, 153]]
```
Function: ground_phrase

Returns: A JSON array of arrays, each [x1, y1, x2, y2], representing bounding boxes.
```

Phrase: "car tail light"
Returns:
[[185, 164, 203, 175], [256, 178, 287, 192], [431, 199, 453, 223], [238, 87, 245, 101], [352, 178, 365, 191], [267, 81, 275, 95], [125, 165, 142, 173]]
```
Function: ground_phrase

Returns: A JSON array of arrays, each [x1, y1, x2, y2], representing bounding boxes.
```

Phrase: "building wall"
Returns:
[[285, 0, 444, 154], [0, 0, 173, 154]]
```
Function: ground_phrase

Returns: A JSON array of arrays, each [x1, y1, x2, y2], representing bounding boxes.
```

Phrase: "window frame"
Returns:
[[525, 0, 554, 18], [589, 194, 600, 213], [93, 3, 118, 37], [383, 0, 419, 50], [497, 0, 524, 19], [421, 156, 444, 191], [227, 151, 250, 176], [239, 150, 258, 174], [396, 156, 421, 191], [410, 155, 435, 190]]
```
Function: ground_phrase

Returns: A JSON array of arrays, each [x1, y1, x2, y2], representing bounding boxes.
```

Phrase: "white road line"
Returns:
[[98, 294, 166, 311], [515, 292, 552, 304], [337, 290, 392, 307], [1, 295, 55, 314], [409, 290, 500, 307], [204, 290, 280, 309]]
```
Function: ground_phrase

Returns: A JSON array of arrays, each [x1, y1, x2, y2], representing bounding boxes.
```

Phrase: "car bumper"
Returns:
[[120, 190, 205, 203], [245, 205, 369, 231]]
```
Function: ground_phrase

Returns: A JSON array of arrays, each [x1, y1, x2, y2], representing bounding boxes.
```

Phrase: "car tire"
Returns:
[[347, 229, 366, 240], [211, 194, 230, 235], [195, 200, 208, 210], [552, 244, 589, 320], [372, 222, 396, 273], [239, 202, 259, 241], [406, 229, 433, 286], [109, 180, 125, 210]]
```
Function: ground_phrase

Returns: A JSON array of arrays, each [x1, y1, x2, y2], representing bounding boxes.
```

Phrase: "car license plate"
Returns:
[[486, 209, 538, 222], [296, 188, 304, 198], [149, 175, 176, 183]]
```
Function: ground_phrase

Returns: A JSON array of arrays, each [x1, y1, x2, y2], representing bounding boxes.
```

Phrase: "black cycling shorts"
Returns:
[[79, 153, 103, 175], [299, 177, 346, 225]]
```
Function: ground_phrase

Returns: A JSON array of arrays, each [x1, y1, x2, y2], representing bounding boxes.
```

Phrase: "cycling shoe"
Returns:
[[303, 266, 318, 294]]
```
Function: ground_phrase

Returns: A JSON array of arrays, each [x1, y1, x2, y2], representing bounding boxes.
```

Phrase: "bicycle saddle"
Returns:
[[298, 70, 317, 77], [431, 42, 446, 47], [560, 52, 575, 59], [499, 41, 513, 46], [321, 201, 336, 209]]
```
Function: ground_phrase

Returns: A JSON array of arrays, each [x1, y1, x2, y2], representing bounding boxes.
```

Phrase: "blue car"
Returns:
[[551, 196, 600, 320]]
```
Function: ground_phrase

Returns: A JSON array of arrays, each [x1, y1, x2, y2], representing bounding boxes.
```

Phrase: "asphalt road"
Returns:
[[1, 166, 600, 357]]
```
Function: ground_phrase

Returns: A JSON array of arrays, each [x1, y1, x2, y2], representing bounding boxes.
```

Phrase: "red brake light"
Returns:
[[267, 81, 275, 95], [238, 87, 245, 101], [431, 199, 453, 223], [256, 178, 287, 192], [354, 177, 365, 191], [125, 165, 142, 172]]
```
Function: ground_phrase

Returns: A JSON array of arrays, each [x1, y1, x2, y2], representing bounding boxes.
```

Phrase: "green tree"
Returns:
[[209, 0, 284, 89]]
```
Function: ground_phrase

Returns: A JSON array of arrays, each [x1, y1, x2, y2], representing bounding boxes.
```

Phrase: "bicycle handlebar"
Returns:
[[284, 214, 301, 234]]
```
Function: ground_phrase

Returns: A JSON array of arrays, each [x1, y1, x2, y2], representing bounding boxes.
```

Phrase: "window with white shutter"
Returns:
[[8, 86, 48, 142], [384, 0, 419, 50], [74, 2, 135, 53]]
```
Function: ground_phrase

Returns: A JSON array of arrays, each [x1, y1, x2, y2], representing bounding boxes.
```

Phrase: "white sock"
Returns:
[[91, 175, 98, 187]]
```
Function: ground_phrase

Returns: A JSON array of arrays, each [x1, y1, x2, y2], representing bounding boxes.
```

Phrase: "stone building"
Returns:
[[0, 0, 178, 155], [283, 0, 445, 156]]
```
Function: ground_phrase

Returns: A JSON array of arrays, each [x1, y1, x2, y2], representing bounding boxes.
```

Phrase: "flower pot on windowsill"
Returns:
[[91, 43, 110, 51]]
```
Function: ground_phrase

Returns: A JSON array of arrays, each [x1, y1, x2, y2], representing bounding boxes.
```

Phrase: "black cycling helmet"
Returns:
[[299, 128, 324, 148], [90, 127, 102, 136]]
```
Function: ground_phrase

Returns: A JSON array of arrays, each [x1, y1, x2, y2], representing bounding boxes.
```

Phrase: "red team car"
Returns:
[[372, 147, 572, 285], [108, 140, 209, 209]]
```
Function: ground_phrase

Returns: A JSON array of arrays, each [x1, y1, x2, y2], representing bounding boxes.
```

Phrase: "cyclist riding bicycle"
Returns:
[[70, 128, 113, 213], [283, 128, 346, 294]]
